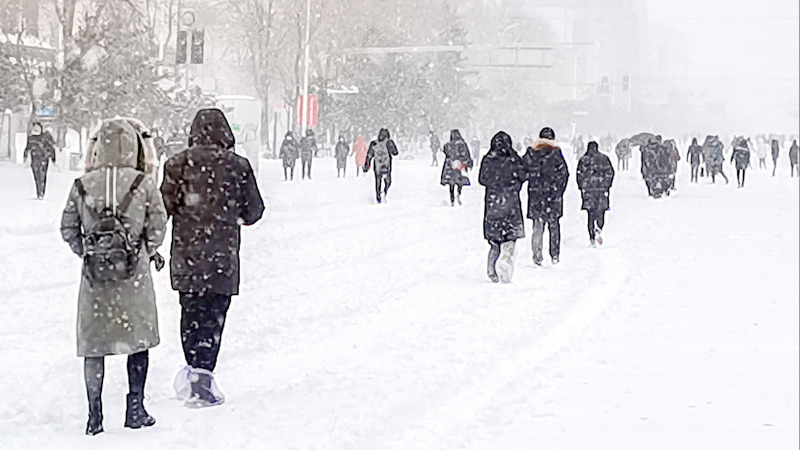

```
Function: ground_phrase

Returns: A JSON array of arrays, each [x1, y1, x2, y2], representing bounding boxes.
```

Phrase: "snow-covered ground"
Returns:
[[0, 151, 797, 449]]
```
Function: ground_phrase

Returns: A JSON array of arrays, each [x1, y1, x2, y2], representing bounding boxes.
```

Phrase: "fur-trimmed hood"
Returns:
[[531, 138, 560, 151]]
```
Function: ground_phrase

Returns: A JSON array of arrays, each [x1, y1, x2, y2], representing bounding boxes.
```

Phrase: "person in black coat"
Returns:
[[300, 129, 317, 180], [522, 127, 569, 265], [23, 122, 56, 199], [730, 137, 751, 188], [479, 131, 525, 283], [335, 135, 350, 178], [364, 128, 399, 203], [279, 131, 299, 181], [440, 129, 473, 206], [771, 139, 780, 176], [686, 137, 703, 183], [577, 141, 615, 246], [790, 139, 798, 177], [160, 108, 265, 407]]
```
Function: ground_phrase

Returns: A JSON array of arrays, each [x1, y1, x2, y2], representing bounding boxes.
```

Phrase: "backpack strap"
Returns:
[[74, 179, 100, 221], [117, 173, 146, 214]]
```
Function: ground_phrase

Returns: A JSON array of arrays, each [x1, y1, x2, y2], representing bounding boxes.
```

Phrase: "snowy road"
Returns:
[[0, 153, 797, 449]]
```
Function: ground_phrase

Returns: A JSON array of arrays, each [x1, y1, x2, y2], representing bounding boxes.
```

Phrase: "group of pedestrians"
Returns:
[[479, 127, 615, 283], [59, 108, 264, 435]]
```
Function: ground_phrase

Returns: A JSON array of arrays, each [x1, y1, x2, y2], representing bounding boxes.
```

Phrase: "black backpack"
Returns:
[[75, 173, 145, 284]]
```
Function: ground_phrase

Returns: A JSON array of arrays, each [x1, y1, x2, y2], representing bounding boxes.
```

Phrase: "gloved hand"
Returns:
[[150, 252, 165, 271]]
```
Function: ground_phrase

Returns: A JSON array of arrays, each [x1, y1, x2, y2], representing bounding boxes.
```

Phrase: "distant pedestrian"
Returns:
[[364, 128, 399, 203], [300, 129, 317, 180], [440, 129, 473, 206], [479, 131, 525, 283], [686, 137, 703, 183], [23, 122, 56, 199], [351, 135, 368, 177], [335, 135, 350, 178], [60, 118, 168, 435], [429, 130, 440, 167], [731, 137, 751, 188], [789, 139, 798, 177], [522, 127, 569, 266], [160, 109, 265, 408], [279, 131, 299, 181], [615, 138, 632, 171], [471, 136, 481, 161], [771, 139, 780, 176], [578, 141, 615, 247]]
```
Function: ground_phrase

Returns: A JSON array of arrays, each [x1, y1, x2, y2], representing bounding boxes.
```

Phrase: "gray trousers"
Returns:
[[531, 217, 561, 263]]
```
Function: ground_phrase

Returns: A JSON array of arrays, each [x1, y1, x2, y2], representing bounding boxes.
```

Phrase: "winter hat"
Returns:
[[539, 127, 555, 140], [587, 141, 599, 152]]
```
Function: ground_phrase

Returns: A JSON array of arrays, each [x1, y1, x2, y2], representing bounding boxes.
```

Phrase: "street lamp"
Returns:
[[300, 0, 311, 135]]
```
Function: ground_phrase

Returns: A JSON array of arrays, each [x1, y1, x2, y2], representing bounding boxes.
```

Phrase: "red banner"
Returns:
[[296, 95, 318, 128]]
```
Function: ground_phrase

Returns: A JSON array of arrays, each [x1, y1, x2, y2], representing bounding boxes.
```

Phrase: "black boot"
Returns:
[[86, 397, 104, 436], [125, 393, 155, 429]]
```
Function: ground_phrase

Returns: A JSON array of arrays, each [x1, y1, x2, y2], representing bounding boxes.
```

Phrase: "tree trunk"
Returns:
[[259, 91, 271, 156]]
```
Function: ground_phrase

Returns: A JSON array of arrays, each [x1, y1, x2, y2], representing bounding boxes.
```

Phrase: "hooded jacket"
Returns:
[[440, 129, 473, 186], [366, 128, 399, 175], [335, 137, 350, 168], [522, 138, 569, 220], [577, 143, 615, 211], [279, 131, 299, 167], [687, 138, 703, 164], [479, 132, 525, 242], [160, 109, 265, 296], [60, 118, 167, 357]]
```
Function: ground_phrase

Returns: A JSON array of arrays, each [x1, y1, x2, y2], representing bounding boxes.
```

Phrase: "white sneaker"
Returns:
[[595, 229, 603, 246]]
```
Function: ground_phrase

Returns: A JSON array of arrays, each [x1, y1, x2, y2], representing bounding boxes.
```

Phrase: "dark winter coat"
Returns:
[[479, 132, 525, 243], [24, 134, 56, 166], [687, 140, 703, 165], [160, 109, 265, 296], [771, 140, 780, 160], [60, 119, 167, 357], [279, 134, 299, 168], [365, 129, 399, 175], [440, 130, 473, 186], [731, 140, 751, 170], [301, 133, 317, 161], [522, 138, 569, 220], [335, 140, 350, 169], [577, 146, 615, 211], [790, 142, 798, 164]]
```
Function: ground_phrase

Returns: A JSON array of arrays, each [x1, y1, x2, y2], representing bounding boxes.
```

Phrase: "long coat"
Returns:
[[279, 135, 299, 168], [440, 130, 473, 186], [160, 109, 265, 296], [577, 147, 615, 211], [335, 140, 350, 169], [301, 134, 317, 161], [522, 138, 569, 220], [731, 141, 751, 170], [60, 119, 167, 357], [790, 142, 799, 164], [479, 132, 525, 243], [24, 133, 56, 166], [352, 136, 368, 167]]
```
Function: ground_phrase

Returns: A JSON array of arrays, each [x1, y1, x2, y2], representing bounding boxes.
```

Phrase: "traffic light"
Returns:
[[190, 30, 204, 64], [622, 75, 630, 92], [176, 30, 188, 64]]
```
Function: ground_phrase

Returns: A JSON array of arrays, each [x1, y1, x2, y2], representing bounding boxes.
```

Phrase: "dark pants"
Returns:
[[375, 171, 392, 203], [283, 164, 295, 180], [84, 351, 149, 401], [431, 152, 438, 166], [711, 168, 728, 184], [587, 209, 606, 241], [773, 157, 778, 176], [531, 217, 560, 263], [691, 163, 699, 182], [337, 166, 346, 178], [180, 292, 232, 371], [31, 161, 48, 198], [302, 158, 312, 179], [448, 185, 463, 204], [759, 158, 767, 169], [736, 168, 747, 187]]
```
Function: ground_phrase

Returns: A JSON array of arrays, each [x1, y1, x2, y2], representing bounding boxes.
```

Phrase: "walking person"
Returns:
[[479, 131, 526, 283], [756, 135, 769, 169], [731, 137, 751, 188], [364, 128, 399, 204], [471, 135, 481, 162], [771, 139, 780, 176], [429, 130, 441, 166], [335, 135, 350, 178], [577, 141, 615, 247], [789, 139, 798, 177], [687, 137, 703, 183], [279, 131, 298, 181], [522, 127, 569, 266], [666, 139, 680, 190], [615, 138, 631, 171], [300, 129, 317, 180], [440, 129, 473, 206], [351, 135, 368, 177], [60, 118, 168, 435], [160, 109, 265, 407], [709, 135, 729, 184], [23, 122, 56, 199]]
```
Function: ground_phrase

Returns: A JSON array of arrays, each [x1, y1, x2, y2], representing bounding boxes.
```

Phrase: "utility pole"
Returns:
[[300, 0, 311, 135]]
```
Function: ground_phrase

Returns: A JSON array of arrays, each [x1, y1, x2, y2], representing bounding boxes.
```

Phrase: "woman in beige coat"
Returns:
[[61, 118, 167, 435]]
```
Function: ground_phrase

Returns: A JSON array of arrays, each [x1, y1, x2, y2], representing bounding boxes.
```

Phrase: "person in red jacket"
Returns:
[[351, 135, 368, 177]]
